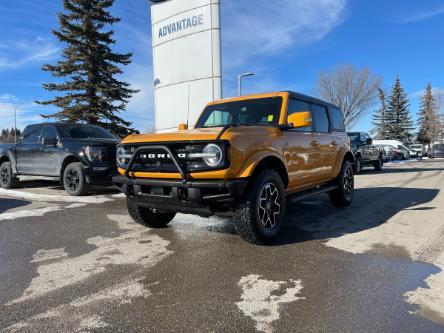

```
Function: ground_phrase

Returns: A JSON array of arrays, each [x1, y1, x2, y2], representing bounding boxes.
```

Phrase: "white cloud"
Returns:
[[0, 37, 58, 70], [397, 5, 444, 23], [0, 94, 53, 130], [222, 0, 349, 69]]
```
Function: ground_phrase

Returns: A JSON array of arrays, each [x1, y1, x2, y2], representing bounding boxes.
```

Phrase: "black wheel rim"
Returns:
[[66, 169, 80, 191], [343, 168, 354, 199], [0, 166, 9, 186], [258, 183, 281, 229]]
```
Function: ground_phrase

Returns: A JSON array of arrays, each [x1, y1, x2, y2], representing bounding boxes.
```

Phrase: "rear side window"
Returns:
[[329, 106, 345, 131], [22, 126, 42, 144], [287, 99, 312, 132], [40, 126, 58, 142], [311, 104, 330, 133]]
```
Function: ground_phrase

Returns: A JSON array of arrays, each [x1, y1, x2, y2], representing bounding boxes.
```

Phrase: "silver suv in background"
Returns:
[[410, 144, 426, 158]]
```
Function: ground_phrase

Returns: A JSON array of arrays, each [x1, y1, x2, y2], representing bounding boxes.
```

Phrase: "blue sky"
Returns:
[[0, 0, 443, 133]]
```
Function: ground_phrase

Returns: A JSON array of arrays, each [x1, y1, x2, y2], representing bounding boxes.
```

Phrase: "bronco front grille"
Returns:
[[118, 142, 228, 174]]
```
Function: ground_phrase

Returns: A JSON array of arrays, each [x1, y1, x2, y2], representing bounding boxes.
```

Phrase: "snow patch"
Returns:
[[0, 188, 113, 204], [78, 314, 109, 331], [324, 191, 444, 323], [236, 274, 304, 333], [3, 278, 152, 333], [0, 202, 87, 222], [0, 206, 62, 221], [8, 214, 171, 304], [31, 248, 68, 263]]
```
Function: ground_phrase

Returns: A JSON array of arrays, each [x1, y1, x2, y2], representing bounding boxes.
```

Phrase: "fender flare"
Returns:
[[0, 151, 18, 174], [237, 149, 288, 179], [59, 153, 83, 177]]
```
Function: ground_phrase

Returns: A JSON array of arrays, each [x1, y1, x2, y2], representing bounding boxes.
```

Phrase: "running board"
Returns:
[[287, 184, 338, 204]]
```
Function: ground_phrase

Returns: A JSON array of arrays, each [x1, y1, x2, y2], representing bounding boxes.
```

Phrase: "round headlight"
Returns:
[[116, 147, 126, 165], [202, 144, 223, 167]]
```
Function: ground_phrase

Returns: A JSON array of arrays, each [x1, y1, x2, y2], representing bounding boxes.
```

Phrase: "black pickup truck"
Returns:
[[0, 123, 119, 196], [347, 132, 383, 174]]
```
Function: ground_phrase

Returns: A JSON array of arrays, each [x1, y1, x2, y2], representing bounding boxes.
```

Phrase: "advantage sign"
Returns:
[[151, 0, 222, 133]]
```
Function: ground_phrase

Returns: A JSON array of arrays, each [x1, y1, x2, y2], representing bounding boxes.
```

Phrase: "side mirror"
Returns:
[[365, 138, 373, 145], [178, 123, 188, 131], [43, 137, 57, 146], [287, 112, 312, 129]]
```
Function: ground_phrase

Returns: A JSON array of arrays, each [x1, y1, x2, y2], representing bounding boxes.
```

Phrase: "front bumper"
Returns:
[[113, 176, 248, 216], [84, 165, 118, 185]]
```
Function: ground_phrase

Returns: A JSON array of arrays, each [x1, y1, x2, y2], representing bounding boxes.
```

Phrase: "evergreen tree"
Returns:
[[417, 83, 439, 144], [371, 88, 388, 139], [37, 0, 139, 137], [385, 76, 414, 142]]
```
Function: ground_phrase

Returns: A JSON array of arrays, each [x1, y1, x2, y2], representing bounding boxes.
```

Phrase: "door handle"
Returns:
[[330, 141, 338, 146], [311, 141, 320, 147]]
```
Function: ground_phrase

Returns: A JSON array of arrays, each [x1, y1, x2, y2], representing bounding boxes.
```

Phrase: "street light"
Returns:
[[238, 72, 255, 96], [14, 105, 18, 144]]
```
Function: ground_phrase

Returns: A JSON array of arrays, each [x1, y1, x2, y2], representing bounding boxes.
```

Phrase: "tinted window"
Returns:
[[312, 104, 330, 133], [40, 126, 58, 143], [347, 132, 360, 142], [287, 99, 312, 132], [61, 125, 116, 139], [22, 126, 42, 144], [329, 106, 345, 131], [195, 97, 282, 128]]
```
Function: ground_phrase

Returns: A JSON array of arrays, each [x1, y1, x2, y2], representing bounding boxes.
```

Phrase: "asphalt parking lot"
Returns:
[[0, 159, 444, 332]]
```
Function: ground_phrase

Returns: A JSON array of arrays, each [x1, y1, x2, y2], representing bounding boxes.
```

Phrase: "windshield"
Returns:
[[347, 133, 360, 142], [433, 144, 444, 150], [195, 97, 283, 128], [60, 125, 117, 140]]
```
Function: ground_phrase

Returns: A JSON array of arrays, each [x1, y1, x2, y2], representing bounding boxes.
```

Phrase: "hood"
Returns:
[[122, 127, 224, 144], [62, 138, 119, 148]]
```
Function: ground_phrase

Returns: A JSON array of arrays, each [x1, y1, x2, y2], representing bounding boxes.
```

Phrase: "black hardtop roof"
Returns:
[[284, 91, 340, 110]]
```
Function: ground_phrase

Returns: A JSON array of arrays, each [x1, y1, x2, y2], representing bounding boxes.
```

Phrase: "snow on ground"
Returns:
[[3, 278, 153, 333], [0, 203, 87, 222], [8, 214, 172, 304], [325, 183, 444, 324], [0, 188, 113, 204], [236, 275, 305, 333]]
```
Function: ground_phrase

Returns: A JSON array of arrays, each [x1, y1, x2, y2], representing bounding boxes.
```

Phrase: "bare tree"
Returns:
[[316, 65, 382, 129]]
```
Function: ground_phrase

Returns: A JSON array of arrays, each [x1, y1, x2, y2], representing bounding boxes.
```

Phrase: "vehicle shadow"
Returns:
[[272, 186, 440, 246], [0, 199, 32, 214]]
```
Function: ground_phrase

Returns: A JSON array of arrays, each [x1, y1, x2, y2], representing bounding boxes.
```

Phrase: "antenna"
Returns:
[[186, 83, 191, 128]]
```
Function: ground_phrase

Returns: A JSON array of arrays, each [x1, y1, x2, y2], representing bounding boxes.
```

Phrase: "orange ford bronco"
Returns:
[[114, 92, 354, 244]]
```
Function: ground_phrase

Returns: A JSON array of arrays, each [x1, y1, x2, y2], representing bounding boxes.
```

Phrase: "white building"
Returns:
[[150, 0, 222, 132]]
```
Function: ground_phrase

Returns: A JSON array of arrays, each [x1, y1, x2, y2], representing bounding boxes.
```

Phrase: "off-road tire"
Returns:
[[63, 162, 89, 196], [0, 162, 19, 189], [354, 156, 363, 174], [329, 160, 354, 207], [233, 169, 286, 245], [127, 197, 176, 228], [373, 155, 383, 171]]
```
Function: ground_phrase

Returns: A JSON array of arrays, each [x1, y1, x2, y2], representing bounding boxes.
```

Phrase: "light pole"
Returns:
[[14, 105, 18, 144], [238, 72, 255, 96]]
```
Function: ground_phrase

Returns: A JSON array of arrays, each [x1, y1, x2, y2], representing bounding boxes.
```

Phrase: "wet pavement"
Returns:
[[0, 159, 444, 332]]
